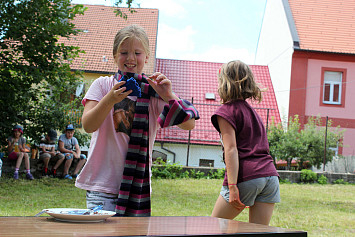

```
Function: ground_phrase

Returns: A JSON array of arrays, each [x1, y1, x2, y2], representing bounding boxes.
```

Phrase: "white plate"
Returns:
[[44, 208, 116, 222]]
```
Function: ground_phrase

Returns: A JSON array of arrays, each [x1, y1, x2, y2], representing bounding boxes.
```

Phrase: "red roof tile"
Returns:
[[60, 5, 158, 75], [155, 59, 281, 145], [288, 0, 355, 54]]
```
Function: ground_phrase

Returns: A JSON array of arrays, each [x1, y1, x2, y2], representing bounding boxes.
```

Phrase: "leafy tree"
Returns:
[[268, 115, 344, 170], [268, 116, 304, 169], [299, 116, 344, 169], [113, 0, 137, 19], [0, 0, 88, 147]]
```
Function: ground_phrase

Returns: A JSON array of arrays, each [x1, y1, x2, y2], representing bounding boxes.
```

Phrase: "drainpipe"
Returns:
[[161, 142, 176, 163]]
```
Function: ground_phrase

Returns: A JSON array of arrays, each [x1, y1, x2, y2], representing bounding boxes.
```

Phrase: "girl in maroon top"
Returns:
[[211, 60, 280, 225]]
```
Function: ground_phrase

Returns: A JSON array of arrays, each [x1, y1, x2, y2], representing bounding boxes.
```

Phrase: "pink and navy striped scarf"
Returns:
[[114, 71, 199, 217]]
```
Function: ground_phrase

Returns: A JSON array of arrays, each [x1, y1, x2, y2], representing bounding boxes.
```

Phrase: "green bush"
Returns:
[[333, 179, 349, 184], [279, 178, 291, 184], [180, 170, 190, 179], [74, 131, 92, 148], [152, 158, 225, 179], [152, 168, 176, 179], [152, 158, 183, 179], [189, 169, 205, 179], [207, 168, 225, 179], [317, 175, 328, 184], [300, 169, 317, 183]]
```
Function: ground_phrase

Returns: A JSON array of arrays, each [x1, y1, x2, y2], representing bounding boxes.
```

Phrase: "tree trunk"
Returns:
[[287, 157, 293, 170]]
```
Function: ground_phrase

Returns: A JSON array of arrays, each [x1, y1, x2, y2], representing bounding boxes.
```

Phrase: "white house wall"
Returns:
[[153, 143, 225, 168], [255, 0, 294, 124]]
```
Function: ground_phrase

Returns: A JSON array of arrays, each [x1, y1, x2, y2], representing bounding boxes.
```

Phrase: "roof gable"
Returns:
[[155, 59, 281, 145], [287, 0, 355, 54], [60, 5, 158, 75]]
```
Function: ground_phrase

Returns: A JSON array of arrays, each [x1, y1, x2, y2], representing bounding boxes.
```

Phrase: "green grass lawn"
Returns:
[[0, 177, 354, 237]]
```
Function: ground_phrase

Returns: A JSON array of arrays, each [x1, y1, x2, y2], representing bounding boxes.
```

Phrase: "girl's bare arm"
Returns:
[[82, 81, 131, 133], [217, 116, 245, 210], [147, 73, 195, 130]]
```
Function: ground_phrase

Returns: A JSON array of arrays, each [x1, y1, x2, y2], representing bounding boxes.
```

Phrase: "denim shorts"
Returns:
[[63, 153, 87, 160], [86, 191, 118, 212], [220, 176, 280, 207]]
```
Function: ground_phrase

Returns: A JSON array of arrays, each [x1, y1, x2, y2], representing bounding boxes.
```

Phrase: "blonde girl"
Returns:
[[75, 25, 199, 216], [211, 60, 280, 225]]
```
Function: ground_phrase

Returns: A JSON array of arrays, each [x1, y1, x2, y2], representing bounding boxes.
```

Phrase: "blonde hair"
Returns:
[[112, 25, 150, 58], [218, 60, 263, 104]]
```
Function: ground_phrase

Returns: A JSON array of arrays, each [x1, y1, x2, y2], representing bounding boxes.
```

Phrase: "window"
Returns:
[[205, 93, 216, 100], [199, 159, 214, 167], [323, 71, 342, 105]]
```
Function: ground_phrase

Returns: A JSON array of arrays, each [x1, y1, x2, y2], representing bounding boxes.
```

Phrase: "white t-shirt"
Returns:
[[75, 76, 166, 194]]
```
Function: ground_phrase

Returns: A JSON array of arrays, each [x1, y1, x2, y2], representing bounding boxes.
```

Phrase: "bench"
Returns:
[[0, 151, 88, 178]]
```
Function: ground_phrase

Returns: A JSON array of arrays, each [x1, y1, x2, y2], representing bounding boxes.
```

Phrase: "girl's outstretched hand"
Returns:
[[82, 80, 132, 133], [109, 80, 132, 105], [147, 72, 174, 101], [229, 185, 246, 211]]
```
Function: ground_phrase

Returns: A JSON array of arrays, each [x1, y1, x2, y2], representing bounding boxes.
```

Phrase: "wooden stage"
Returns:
[[0, 216, 307, 236]]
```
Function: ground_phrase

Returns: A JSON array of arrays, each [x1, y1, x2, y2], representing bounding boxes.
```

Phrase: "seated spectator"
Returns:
[[39, 129, 65, 177], [58, 124, 87, 180], [7, 125, 34, 180]]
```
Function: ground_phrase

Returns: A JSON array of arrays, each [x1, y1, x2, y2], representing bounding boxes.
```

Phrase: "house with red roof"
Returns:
[[255, 0, 355, 157], [154, 59, 280, 167], [64, 4, 280, 168]]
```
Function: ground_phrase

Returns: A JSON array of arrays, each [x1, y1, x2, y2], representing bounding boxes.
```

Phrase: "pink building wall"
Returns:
[[290, 53, 355, 156], [305, 60, 355, 118], [305, 59, 355, 156], [290, 51, 355, 156]]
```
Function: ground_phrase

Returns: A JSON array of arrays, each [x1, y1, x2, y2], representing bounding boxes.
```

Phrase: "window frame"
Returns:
[[319, 67, 346, 108]]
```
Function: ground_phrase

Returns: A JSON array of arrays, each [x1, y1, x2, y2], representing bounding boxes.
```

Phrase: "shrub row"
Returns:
[[299, 169, 350, 184], [152, 159, 351, 185], [152, 158, 225, 179]]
